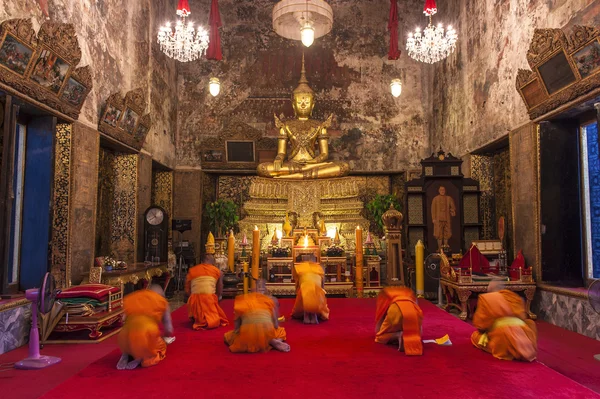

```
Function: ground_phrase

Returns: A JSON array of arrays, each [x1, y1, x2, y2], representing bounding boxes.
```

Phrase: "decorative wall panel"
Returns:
[[96, 148, 138, 264], [534, 290, 600, 340], [471, 155, 494, 239], [152, 170, 173, 237], [493, 149, 513, 261], [407, 196, 423, 225], [50, 123, 71, 288]]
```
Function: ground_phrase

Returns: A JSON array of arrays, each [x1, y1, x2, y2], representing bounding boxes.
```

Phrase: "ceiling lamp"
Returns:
[[390, 78, 402, 98], [157, 0, 209, 62], [273, 0, 333, 48], [406, 0, 457, 64], [209, 77, 221, 96]]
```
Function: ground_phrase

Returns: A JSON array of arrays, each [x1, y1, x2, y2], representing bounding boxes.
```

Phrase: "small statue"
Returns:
[[257, 54, 349, 180]]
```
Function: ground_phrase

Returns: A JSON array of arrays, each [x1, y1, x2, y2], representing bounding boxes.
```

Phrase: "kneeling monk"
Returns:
[[291, 255, 330, 324], [375, 287, 423, 355], [224, 293, 290, 353], [186, 254, 228, 330], [471, 281, 537, 361], [117, 285, 173, 369]]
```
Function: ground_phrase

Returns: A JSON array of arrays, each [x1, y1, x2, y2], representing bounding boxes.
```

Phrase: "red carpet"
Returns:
[[35, 298, 596, 399]]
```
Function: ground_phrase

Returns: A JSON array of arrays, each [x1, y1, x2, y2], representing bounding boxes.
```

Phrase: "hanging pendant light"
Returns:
[[273, 0, 333, 47], [300, 23, 315, 47], [390, 78, 402, 98], [209, 77, 221, 96]]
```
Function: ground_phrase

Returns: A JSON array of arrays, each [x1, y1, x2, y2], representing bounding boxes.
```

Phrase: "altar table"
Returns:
[[440, 277, 537, 321], [46, 308, 124, 343], [83, 262, 171, 295]]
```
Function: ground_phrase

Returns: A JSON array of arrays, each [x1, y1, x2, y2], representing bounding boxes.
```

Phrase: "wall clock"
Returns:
[[144, 205, 169, 262]]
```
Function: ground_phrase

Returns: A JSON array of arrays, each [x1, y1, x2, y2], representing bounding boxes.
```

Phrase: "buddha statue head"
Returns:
[[292, 54, 315, 119]]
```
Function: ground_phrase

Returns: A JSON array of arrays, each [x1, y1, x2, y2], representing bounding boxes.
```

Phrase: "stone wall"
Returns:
[[176, 0, 429, 172], [0, 0, 177, 167], [429, 0, 600, 155]]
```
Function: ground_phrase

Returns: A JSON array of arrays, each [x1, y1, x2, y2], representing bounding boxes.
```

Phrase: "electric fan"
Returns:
[[14, 272, 62, 369], [588, 280, 600, 362]]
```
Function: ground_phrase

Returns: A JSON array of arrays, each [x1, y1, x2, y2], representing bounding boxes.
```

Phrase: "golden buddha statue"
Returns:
[[257, 55, 349, 180]]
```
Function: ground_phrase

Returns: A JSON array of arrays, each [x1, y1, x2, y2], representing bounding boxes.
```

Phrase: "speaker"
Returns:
[[172, 219, 192, 233]]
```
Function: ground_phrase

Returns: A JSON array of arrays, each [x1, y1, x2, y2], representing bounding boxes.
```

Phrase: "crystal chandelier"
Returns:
[[406, 0, 457, 64], [157, 0, 209, 62]]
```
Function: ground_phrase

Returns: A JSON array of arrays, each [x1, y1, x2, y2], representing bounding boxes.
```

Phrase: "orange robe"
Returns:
[[375, 287, 423, 355], [291, 262, 330, 320], [471, 290, 537, 361], [186, 264, 228, 330], [118, 290, 168, 367], [224, 293, 287, 353]]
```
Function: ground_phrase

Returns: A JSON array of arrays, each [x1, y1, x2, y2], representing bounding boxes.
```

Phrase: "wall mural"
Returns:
[[0, 19, 92, 119], [50, 123, 71, 289], [96, 148, 138, 264]]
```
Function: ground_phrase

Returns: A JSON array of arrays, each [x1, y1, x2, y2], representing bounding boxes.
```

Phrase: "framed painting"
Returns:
[[226, 140, 255, 163], [134, 122, 149, 141], [573, 39, 600, 79], [537, 50, 577, 95], [0, 32, 34, 76], [61, 76, 87, 107], [101, 104, 122, 128], [29, 48, 70, 94], [203, 150, 223, 162], [120, 107, 139, 134]]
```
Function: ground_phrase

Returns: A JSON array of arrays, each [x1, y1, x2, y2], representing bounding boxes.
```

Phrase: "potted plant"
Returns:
[[205, 199, 239, 238], [366, 194, 402, 236]]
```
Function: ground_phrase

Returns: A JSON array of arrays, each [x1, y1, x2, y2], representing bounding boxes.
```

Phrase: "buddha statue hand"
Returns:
[[273, 156, 284, 171]]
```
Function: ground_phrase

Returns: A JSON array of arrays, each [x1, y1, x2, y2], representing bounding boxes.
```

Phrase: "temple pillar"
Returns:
[[67, 122, 99, 286]]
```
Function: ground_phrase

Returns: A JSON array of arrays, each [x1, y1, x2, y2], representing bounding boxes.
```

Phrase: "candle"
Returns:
[[416, 240, 424, 298], [227, 229, 235, 272], [355, 226, 363, 298], [243, 261, 249, 294], [252, 226, 260, 291]]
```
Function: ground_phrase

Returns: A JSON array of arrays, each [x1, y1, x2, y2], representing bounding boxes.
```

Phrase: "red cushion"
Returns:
[[57, 284, 119, 300]]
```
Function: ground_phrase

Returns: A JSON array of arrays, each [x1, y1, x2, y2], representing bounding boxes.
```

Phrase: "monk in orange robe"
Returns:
[[291, 256, 330, 324], [224, 293, 290, 353], [375, 287, 423, 355], [186, 254, 228, 330], [117, 285, 173, 369], [471, 281, 537, 361]]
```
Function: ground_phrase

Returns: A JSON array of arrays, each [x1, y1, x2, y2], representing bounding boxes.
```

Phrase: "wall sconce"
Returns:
[[209, 77, 220, 97], [390, 78, 402, 97]]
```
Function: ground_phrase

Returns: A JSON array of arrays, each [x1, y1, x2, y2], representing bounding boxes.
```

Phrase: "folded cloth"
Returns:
[[57, 284, 119, 300]]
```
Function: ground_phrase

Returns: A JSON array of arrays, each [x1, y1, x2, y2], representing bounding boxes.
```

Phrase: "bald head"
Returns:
[[149, 284, 165, 297], [202, 254, 215, 265], [487, 280, 505, 292]]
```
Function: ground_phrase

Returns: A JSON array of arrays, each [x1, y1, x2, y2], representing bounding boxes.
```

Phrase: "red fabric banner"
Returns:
[[424, 0, 438, 16], [177, 0, 191, 17], [388, 0, 400, 60], [206, 0, 223, 61]]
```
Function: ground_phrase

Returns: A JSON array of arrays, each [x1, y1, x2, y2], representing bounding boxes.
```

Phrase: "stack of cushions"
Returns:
[[57, 284, 122, 317]]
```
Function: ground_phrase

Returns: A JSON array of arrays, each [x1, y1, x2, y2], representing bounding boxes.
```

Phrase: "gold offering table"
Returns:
[[441, 278, 536, 321], [83, 262, 170, 294]]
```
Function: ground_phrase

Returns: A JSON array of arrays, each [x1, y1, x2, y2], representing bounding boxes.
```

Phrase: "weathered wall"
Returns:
[[173, 170, 204, 264], [430, 0, 600, 155], [0, 0, 177, 167], [177, 0, 429, 172]]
